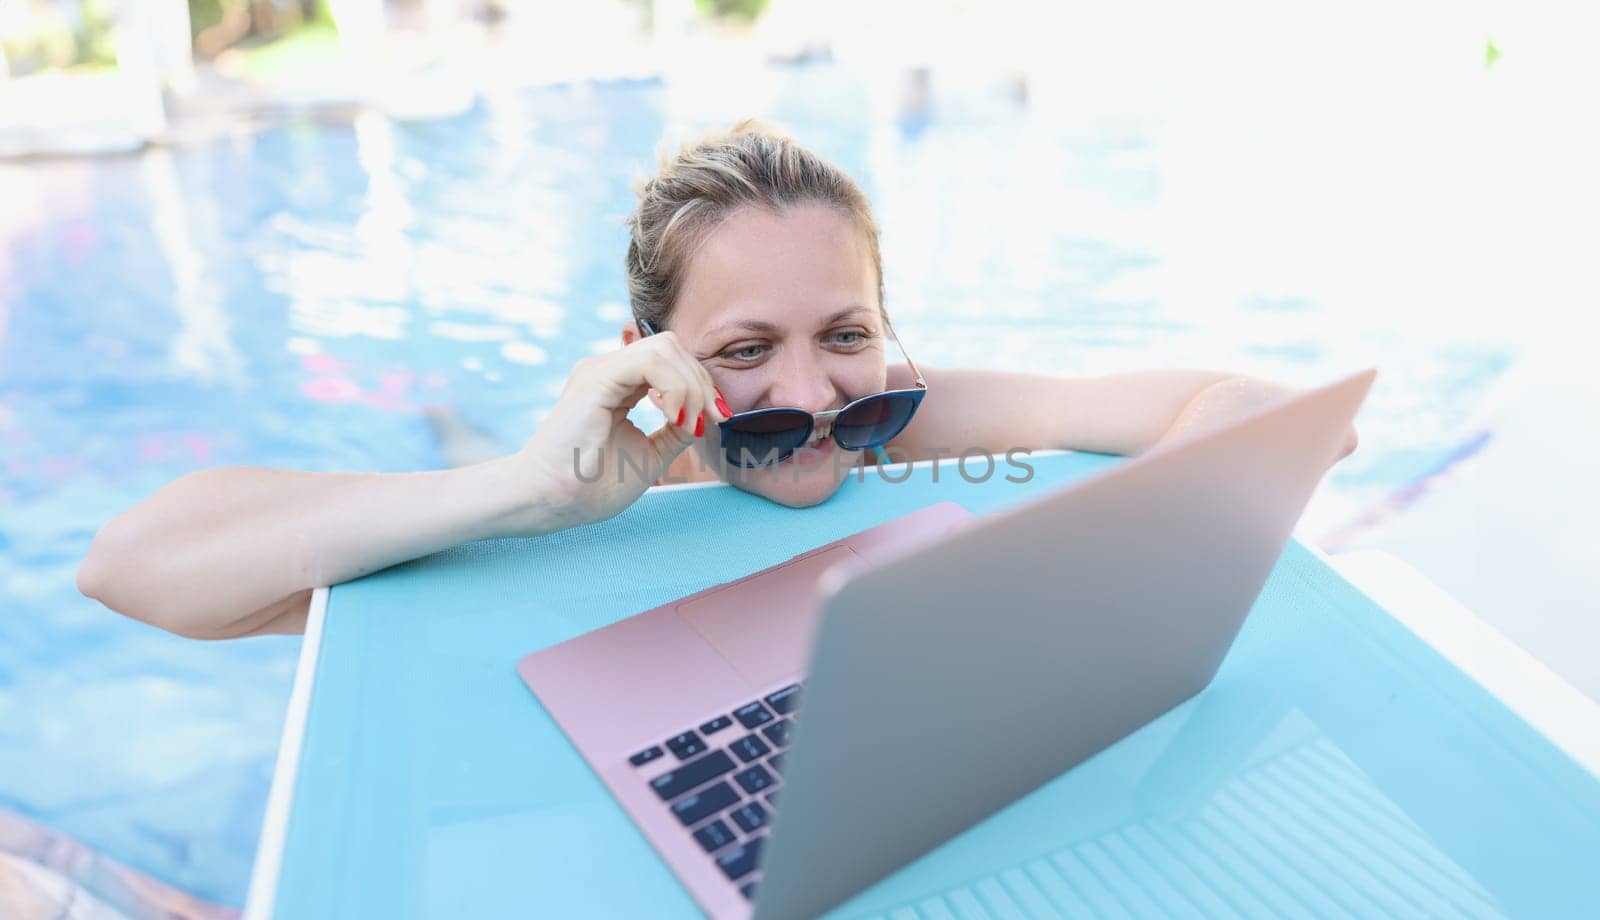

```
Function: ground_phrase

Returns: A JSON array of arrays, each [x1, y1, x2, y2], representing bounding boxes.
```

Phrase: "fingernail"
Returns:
[[676, 406, 686, 427], [714, 388, 732, 418], [693, 413, 705, 437]]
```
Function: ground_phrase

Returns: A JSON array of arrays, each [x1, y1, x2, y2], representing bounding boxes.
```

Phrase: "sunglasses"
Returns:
[[636, 312, 928, 469]]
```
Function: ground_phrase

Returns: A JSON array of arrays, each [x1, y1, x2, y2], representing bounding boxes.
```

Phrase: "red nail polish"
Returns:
[[693, 413, 705, 438], [676, 406, 686, 427], [714, 392, 732, 418]]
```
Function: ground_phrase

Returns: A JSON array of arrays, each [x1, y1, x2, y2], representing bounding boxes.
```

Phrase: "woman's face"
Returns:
[[636, 204, 886, 507]]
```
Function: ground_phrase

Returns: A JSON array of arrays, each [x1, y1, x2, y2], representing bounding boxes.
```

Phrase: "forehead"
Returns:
[[672, 204, 876, 335]]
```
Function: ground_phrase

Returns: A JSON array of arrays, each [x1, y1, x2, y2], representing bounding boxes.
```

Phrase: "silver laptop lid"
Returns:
[[754, 368, 1376, 920]]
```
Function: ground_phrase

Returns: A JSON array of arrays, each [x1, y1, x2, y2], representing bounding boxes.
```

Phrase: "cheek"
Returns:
[[840, 357, 887, 399], [709, 370, 766, 412]]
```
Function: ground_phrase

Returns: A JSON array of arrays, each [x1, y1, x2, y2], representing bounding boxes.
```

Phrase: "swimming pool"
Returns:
[[0, 63, 1513, 908]]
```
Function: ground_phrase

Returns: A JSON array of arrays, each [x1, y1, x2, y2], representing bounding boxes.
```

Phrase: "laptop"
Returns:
[[518, 368, 1375, 919]]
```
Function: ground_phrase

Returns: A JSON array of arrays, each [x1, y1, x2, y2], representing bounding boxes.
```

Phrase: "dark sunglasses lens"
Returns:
[[720, 410, 813, 467], [833, 393, 921, 450]]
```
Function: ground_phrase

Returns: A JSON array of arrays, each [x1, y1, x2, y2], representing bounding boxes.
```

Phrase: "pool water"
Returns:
[[0, 64, 1512, 907]]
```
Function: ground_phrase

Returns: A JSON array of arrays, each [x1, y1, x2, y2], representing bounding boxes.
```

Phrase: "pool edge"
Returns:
[[242, 585, 329, 920], [1322, 546, 1600, 780]]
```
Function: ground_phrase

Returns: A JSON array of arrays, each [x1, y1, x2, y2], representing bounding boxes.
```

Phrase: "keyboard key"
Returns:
[[665, 730, 706, 761], [650, 749, 735, 801], [740, 881, 757, 900], [629, 746, 664, 767], [761, 720, 791, 748], [734, 764, 774, 795], [765, 684, 802, 715], [767, 752, 785, 775], [715, 835, 766, 881], [693, 818, 736, 853], [699, 715, 733, 736], [729, 801, 768, 833], [672, 781, 740, 826], [734, 701, 774, 729], [730, 734, 771, 763]]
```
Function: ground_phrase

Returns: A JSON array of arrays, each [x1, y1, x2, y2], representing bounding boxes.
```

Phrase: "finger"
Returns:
[[591, 341, 693, 427], [1339, 425, 1358, 459], [655, 331, 728, 424], [605, 330, 722, 430], [645, 333, 708, 435], [646, 405, 698, 471], [651, 345, 700, 433]]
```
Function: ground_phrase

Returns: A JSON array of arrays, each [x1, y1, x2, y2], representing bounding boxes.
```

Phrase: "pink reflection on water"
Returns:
[[131, 432, 226, 465], [298, 355, 431, 412], [300, 353, 348, 374], [360, 391, 416, 412], [184, 433, 214, 463], [301, 377, 362, 402], [38, 455, 85, 478], [60, 220, 96, 261]]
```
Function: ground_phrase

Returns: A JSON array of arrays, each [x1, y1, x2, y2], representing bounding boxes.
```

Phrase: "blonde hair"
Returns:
[[623, 118, 885, 331]]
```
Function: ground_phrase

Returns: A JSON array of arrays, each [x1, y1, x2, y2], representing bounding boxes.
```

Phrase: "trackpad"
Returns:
[[676, 545, 864, 687]]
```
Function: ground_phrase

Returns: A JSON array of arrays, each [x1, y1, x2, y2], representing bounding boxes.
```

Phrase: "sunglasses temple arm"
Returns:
[[881, 311, 926, 388]]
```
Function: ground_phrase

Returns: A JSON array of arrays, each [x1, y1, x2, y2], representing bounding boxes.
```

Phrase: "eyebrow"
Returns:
[[703, 306, 873, 340]]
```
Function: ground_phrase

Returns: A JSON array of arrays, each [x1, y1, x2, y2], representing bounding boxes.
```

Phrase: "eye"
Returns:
[[829, 329, 871, 347], [723, 343, 768, 362]]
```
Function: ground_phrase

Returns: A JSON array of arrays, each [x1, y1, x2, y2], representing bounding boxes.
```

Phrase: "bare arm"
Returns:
[[78, 330, 730, 640], [76, 457, 558, 639], [886, 365, 1357, 461], [886, 365, 1236, 460]]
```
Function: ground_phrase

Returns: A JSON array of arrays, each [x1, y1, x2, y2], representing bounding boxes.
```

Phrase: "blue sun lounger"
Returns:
[[245, 450, 1600, 918]]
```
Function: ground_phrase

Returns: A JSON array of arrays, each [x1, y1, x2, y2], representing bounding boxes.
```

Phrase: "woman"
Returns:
[[77, 119, 1356, 640]]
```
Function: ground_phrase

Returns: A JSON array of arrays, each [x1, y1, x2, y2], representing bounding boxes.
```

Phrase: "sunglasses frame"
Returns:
[[635, 311, 928, 468]]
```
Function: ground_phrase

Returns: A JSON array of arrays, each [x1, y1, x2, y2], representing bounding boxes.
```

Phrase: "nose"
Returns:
[[766, 343, 838, 417]]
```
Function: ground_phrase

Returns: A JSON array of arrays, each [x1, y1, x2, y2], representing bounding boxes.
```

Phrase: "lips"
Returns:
[[786, 436, 835, 467]]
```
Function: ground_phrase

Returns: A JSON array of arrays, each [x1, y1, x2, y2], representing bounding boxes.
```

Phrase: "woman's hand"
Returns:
[[1157, 376, 1358, 463], [514, 329, 730, 531]]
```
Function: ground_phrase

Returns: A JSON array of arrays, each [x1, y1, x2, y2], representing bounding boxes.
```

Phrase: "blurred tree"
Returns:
[[188, 0, 329, 58], [0, 0, 330, 69], [74, 0, 117, 65], [0, 0, 117, 73], [694, 0, 768, 23]]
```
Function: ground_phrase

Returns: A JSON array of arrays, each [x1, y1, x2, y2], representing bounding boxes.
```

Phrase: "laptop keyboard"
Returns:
[[629, 682, 803, 901]]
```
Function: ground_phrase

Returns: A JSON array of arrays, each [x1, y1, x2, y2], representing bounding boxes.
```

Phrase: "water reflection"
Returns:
[[956, 730, 1499, 917], [353, 110, 418, 301], [142, 148, 245, 384]]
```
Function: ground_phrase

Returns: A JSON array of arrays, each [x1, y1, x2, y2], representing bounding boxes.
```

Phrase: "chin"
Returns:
[[756, 477, 846, 508], [721, 449, 859, 508]]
